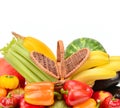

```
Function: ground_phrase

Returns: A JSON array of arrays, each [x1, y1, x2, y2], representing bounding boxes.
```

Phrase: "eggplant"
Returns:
[[105, 85, 120, 99], [92, 72, 120, 91]]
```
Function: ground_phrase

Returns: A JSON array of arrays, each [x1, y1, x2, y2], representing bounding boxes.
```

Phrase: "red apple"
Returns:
[[0, 58, 25, 87], [100, 96, 120, 108], [92, 90, 112, 103], [8, 87, 24, 101], [20, 98, 45, 108]]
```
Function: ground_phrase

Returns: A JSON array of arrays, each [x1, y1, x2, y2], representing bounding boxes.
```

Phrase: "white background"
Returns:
[[0, 0, 120, 57]]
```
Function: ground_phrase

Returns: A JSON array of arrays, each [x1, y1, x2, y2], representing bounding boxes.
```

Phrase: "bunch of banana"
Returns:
[[98, 56, 120, 72], [75, 50, 110, 72], [69, 50, 118, 86], [12, 32, 56, 61]]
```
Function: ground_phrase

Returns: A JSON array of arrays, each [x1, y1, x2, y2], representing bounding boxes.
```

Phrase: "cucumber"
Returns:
[[65, 37, 106, 58]]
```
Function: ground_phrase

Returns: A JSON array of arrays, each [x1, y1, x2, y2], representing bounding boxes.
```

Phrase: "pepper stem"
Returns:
[[60, 88, 68, 94], [6, 93, 12, 98], [54, 91, 62, 100], [96, 100, 101, 108]]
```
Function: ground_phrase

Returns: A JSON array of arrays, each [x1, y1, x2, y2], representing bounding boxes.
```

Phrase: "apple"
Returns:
[[8, 87, 24, 101], [20, 98, 45, 108], [0, 58, 25, 87], [92, 90, 112, 103]]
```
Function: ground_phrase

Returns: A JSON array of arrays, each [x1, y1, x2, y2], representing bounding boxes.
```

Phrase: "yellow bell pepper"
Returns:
[[24, 82, 54, 106]]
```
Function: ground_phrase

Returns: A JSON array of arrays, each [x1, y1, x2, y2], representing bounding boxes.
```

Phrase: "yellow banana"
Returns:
[[70, 67, 116, 86], [12, 32, 56, 61], [70, 55, 120, 86], [75, 50, 110, 73], [99, 58, 120, 72], [110, 56, 120, 61]]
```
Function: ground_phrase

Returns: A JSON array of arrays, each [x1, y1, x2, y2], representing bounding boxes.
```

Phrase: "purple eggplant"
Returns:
[[105, 85, 120, 99], [92, 72, 120, 91]]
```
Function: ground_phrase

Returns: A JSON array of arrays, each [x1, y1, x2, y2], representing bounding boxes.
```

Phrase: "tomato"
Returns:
[[0, 75, 19, 89]]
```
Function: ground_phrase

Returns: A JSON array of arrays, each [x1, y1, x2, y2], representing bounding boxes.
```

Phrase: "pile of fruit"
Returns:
[[0, 32, 120, 108]]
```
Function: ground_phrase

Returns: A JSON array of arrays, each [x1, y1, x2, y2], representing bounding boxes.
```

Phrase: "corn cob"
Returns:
[[0, 38, 57, 83], [12, 32, 56, 61]]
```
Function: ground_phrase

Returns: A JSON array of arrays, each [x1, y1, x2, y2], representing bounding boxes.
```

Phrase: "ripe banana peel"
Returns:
[[74, 50, 110, 73], [70, 55, 120, 86], [12, 32, 56, 61], [98, 56, 120, 72], [110, 56, 120, 61], [70, 67, 116, 86]]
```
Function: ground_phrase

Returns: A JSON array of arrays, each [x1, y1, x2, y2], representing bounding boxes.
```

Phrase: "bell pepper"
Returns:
[[61, 80, 93, 106], [24, 82, 54, 106], [100, 96, 120, 108], [73, 98, 97, 108], [0, 75, 19, 89]]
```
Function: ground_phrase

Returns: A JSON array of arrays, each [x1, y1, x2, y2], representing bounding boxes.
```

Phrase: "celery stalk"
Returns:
[[4, 52, 38, 82], [0, 38, 57, 82], [13, 41, 57, 81], [9, 49, 51, 81]]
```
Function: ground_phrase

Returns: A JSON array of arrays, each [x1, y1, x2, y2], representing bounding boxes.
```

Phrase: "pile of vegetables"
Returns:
[[0, 32, 120, 108]]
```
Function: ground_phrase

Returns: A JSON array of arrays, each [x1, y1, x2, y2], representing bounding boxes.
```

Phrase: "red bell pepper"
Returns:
[[100, 96, 120, 108], [61, 80, 93, 106]]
